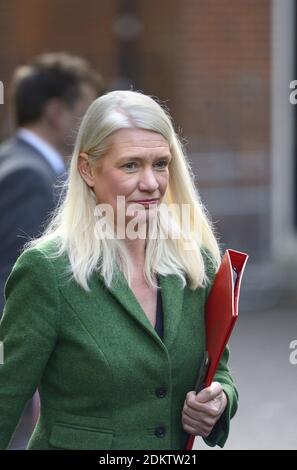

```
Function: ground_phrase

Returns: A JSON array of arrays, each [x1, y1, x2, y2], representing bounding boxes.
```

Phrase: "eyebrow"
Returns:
[[117, 154, 172, 164]]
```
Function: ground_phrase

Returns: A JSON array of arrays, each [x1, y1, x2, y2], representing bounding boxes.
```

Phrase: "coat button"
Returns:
[[155, 426, 166, 438], [155, 387, 167, 398]]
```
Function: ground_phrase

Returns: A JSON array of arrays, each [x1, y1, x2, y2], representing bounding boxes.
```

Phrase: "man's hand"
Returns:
[[182, 382, 228, 437]]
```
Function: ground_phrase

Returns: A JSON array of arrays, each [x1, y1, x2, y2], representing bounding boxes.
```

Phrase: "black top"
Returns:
[[154, 277, 164, 340]]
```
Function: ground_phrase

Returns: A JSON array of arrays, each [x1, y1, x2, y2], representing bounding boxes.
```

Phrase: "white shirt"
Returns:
[[17, 128, 66, 176]]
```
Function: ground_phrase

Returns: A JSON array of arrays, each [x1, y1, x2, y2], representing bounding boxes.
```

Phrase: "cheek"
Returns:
[[109, 173, 137, 197], [67, 109, 78, 125], [95, 171, 137, 203], [75, 100, 91, 119], [158, 172, 170, 193]]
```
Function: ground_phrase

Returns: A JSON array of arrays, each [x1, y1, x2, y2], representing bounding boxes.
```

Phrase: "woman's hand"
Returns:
[[182, 382, 228, 437]]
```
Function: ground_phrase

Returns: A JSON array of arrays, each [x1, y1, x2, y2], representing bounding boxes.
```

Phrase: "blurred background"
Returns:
[[0, 0, 296, 450]]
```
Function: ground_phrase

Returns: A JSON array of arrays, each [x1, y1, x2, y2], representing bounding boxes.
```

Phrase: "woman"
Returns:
[[0, 90, 238, 450]]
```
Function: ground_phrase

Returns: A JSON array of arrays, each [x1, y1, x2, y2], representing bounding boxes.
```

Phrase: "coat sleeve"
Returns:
[[0, 247, 59, 449], [201, 246, 239, 448]]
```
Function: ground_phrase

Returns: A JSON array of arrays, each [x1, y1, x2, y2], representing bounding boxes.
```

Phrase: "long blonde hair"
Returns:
[[27, 90, 221, 291]]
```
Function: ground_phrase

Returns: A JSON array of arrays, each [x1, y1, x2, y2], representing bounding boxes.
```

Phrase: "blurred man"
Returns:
[[0, 53, 104, 450], [0, 52, 105, 314]]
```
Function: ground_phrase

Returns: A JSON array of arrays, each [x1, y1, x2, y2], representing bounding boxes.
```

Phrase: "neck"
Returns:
[[123, 238, 146, 272], [21, 123, 65, 156]]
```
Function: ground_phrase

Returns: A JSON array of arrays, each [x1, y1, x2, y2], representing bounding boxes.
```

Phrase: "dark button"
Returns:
[[155, 426, 166, 438], [155, 387, 167, 398]]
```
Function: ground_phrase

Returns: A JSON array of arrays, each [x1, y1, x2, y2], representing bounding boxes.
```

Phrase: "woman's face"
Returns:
[[78, 128, 172, 228]]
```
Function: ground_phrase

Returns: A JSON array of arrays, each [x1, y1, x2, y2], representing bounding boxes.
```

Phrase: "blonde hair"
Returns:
[[27, 90, 221, 291]]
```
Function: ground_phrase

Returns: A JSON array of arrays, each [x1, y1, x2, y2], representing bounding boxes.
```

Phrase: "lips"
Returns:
[[132, 199, 159, 205]]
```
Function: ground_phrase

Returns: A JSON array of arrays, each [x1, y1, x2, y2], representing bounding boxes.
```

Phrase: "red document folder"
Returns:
[[186, 249, 249, 450]]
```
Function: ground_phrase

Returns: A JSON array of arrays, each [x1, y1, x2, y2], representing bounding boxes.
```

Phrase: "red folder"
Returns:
[[186, 249, 249, 450]]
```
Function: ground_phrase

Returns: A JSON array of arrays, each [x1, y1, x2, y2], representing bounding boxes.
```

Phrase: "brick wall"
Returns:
[[137, 0, 271, 258], [0, 0, 271, 258], [0, 0, 117, 137]]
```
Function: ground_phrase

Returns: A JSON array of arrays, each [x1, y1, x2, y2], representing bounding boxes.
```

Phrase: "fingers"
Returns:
[[182, 383, 227, 437], [185, 389, 224, 417], [184, 391, 219, 418], [183, 406, 216, 428], [182, 410, 214, 437]]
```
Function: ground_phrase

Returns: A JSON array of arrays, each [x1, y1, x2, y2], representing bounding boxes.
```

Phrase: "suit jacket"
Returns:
[[0, 136, 64, 314], [0, 240, 238, 450]]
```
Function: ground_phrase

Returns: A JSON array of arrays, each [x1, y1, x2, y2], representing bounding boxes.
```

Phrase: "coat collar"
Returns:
[[97, 269, 185, 351], [60, 266, 185, 353]]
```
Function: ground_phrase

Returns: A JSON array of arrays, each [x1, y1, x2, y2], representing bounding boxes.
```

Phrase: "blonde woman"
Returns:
[[0, 90, 238, 450]]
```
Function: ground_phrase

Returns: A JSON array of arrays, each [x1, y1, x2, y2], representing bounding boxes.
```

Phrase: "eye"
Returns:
[[122, 162, 138, 170], [154, 160, 169, 169]]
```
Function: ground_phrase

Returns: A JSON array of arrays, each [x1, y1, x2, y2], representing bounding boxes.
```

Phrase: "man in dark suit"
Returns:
[[0, 53, 104, 450], [0, 52, 105, 315]]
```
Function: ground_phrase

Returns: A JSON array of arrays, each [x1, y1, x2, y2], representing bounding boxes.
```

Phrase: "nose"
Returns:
[[138, 167, 159, 192]]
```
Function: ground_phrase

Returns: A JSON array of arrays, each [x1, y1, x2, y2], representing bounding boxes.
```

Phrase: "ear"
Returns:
[[78, 152, 95, 188]]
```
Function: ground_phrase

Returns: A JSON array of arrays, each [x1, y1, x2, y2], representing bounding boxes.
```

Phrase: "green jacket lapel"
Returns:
[[98, 269, 185, 351], [60, 267, 185, 352]]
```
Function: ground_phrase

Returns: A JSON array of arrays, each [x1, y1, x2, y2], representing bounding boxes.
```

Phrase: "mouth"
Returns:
[[131, 199, 159, 206]]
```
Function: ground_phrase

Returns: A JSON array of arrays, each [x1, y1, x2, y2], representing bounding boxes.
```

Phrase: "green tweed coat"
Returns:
[[0, 239, 238, 450]]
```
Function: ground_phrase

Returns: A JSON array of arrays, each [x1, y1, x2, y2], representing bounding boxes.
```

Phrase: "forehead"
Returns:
[[107, 128, 170, 156]]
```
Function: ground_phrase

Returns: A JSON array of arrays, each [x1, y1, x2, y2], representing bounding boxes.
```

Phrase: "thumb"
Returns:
[[196, 382, 223, 403], [195, 386, 212, 404]]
